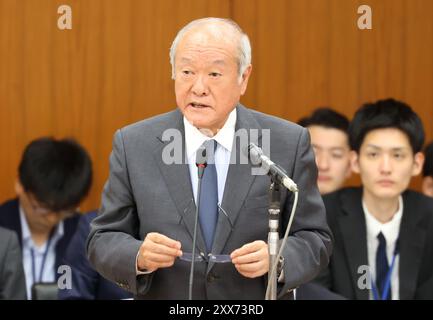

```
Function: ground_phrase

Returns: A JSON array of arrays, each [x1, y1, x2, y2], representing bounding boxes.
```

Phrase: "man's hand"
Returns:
[[230, 240, 269, 278], [137, 232, 182, 272]]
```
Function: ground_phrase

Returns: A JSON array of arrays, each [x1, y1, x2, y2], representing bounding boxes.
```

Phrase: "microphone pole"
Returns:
[[267, 181, 281, 300], [189, 146, 208, 300]]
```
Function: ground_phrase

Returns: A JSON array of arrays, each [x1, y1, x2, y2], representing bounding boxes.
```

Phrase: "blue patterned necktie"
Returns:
[[376, 232, 391, 300], [198, 140, 218, 253]]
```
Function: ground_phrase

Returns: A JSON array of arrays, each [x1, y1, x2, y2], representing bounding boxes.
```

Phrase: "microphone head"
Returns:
[[196, 145, 209, 179], [246, 143, 263, 165], [195, 145, 208, 167]]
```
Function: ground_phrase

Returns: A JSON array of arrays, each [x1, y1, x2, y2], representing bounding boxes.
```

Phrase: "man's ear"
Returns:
[[422, 176, 433, 198], [15, 179, 24, 195], [344, 158, 353, 179], [350, 150, 360, 174], [412, 152, 425, 176], [240, 64, 252, 95]]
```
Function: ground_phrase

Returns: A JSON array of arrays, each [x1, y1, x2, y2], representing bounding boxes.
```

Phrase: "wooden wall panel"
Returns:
[[0, 0, 231, 210], [233, 0, 433, 189], [0, 0, 432, 210]]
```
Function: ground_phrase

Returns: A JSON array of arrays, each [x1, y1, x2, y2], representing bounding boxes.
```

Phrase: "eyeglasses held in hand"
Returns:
[[177, 202, 234, 263], [179, 252, 232, 263]]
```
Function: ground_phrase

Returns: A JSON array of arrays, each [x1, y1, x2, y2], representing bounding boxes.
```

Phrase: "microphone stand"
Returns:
[[266, 180, 281, 300], [245, 142, 299, 300]]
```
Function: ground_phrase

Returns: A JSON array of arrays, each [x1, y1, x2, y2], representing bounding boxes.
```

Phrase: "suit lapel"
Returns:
[[0, 199, 23, 248], [55, 216, 80, 270], [207, 105, 262, 273], [338, 189, 369, 300], [398, 191, 425, 300], [153, 111, 207, 254]]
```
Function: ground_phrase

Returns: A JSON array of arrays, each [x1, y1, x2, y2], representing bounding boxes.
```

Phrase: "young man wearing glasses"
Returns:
[[0, 137, 92, 299]]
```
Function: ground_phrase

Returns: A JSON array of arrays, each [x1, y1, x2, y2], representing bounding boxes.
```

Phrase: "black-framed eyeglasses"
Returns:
[[24, 192, 78, 219], [179, 252, 232, 263], [177, 201, 234, 263]]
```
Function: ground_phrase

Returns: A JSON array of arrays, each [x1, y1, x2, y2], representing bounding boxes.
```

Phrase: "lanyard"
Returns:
[[371, 241, 399, 300], [30, 230, 54, 284]]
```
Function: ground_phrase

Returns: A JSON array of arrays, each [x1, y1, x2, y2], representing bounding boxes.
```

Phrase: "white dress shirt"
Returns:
[[363, 196, 402, 300], [184, 109, 236, 205], [19, 205, 64, 299]]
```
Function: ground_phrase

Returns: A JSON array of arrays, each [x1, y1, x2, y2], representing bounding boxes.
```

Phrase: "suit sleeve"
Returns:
[[60, 215, 99, 299], [311, 193, 336, 293], [277, 127, 333, 298], [86, 129, 153, 296], [312, 262, 333, 289], [0, 231, 27, 300]]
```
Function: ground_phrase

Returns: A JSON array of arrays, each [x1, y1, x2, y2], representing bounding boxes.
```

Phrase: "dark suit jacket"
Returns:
[[58, 211, 132, 300], [0, 226, 27, 299], [315, 187, 433, 299], [0, 198, 80, 281], [87, 104, 333, 299]]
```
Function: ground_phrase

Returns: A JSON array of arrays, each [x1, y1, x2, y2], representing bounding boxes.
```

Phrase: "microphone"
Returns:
[[196, 144, 208, 178], [188, 145, 208, 300], [246, 143, 298, 192]]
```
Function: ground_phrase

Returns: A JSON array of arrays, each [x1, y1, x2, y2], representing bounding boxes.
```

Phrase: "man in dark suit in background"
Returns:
[[296, 108, 352, 300], [87, 17, 332, 299], [58, 211, 132, 299], [298, 108, 351, 195], [0, 137, 92, 299], [0, 226, 27, 299], [315, 98, 433, 299]]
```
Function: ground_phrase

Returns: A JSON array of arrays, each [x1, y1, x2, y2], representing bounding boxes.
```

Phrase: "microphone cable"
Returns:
[[188, 149, 207, 300]]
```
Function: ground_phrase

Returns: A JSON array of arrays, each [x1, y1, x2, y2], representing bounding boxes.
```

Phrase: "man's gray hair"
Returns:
[[169, 17, 252, 81]]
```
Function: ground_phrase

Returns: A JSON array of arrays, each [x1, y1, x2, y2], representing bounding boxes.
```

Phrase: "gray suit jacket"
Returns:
[[87, 105, 332, 299], [0, 226, 27, 300]]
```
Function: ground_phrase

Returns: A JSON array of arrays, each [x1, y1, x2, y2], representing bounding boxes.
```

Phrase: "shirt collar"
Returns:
[[184, 108, 237, 159], [363, 195, 403, 245], [19, 203, 65, 249]]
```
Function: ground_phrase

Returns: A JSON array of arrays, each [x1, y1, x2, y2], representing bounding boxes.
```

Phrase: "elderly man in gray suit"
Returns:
[[87, 17, 332, 300], [0, 227, 27, 299]]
